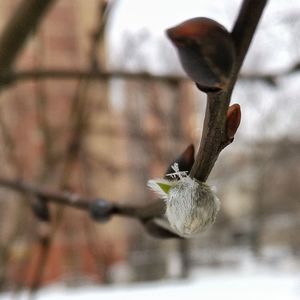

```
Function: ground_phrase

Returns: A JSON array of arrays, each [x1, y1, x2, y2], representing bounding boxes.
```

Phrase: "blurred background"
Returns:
[[0, 0, 300, 299]]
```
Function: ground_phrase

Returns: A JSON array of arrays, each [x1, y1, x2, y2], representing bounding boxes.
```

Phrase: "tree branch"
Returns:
[[2, 65, 294, 89], [0, 69, 183, 86], [0, 177, 163, 220], [239, 61, 300, 86], [190, 0, 268, 181], [0, 0, 56, 72]]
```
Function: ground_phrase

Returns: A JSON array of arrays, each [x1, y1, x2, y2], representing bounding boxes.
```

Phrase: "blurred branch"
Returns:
[[89, 0, 119, 70], [190, 0, 268, 181], [0, 177, 163, 220], [0, 105, 32, 290], [34, 37, 59, 177], [0, 0, 56, 73], [27, 35, 58, 296], [0, 107, 21, 172], [3, 64, 298, 88], [239, 61, 300, 86], [0, 69, 183, 86]]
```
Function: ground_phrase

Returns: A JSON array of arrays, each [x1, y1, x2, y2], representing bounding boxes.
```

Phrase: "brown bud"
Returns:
[[166, 17, 236, 92], [165, 144, 195, 178], [226, 103, 241, 139]]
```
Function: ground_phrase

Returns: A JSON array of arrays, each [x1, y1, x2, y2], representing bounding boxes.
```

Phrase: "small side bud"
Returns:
[[31, 196, 50, 222], [89, 199, 114, 223], [226, 103, 241, 139], [165, 144, 194, 178]]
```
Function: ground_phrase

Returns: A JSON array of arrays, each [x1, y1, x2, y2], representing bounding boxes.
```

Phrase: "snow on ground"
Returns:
[[2, 247, 300, 300], [2, 267, 300, 300]]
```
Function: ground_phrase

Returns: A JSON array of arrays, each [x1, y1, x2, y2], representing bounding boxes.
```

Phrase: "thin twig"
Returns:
[[239, 61, 300, 86], [2, 65, 294, 88], [0, 69, 183, 86], [0, 177, 163, 220], [27, 33, 59, 297]]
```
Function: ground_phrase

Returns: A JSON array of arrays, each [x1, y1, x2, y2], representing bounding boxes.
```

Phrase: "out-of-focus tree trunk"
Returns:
[[251, 146, 267, 258]]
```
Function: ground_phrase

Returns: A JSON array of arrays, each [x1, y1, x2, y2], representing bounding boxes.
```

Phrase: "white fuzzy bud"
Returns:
[[147, 163, 220, 238], [166, 177, 220, 238]]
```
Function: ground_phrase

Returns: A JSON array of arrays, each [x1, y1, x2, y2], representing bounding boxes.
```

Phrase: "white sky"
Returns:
[[107, 0, 300, 140]]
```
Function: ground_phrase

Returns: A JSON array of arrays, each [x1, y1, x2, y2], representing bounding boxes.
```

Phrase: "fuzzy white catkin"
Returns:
[[166, 177, 220, 238]]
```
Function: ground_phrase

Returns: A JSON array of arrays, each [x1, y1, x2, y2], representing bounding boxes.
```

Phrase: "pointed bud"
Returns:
[[165, 144, 195, 178], [226, 103, 241, 139], [166, 17, 236, 92]]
